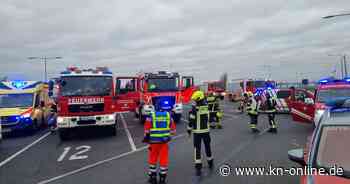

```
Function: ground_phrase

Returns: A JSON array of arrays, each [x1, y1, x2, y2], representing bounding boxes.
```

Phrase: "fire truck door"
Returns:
[[181, 76, 195, 104], [290, 89, 315, 123], [116, 77, 139, 112]]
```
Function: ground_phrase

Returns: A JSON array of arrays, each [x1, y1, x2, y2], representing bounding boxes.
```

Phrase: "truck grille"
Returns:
[[0, 116, 19, 124], [68, 104, 104, 113], [77, 120, 96, 125]]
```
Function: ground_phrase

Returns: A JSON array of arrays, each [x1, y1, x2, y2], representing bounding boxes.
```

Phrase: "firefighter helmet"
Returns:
[[191, 90, 205, 101], [247, 92, 254, 97]]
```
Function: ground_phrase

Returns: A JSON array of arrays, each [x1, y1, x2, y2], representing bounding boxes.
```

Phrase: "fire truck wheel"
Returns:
[[173, 114, 182, 124], [59, 129, 70, 141], [110, 125, 117, 136], [30, 119, 39, 133]]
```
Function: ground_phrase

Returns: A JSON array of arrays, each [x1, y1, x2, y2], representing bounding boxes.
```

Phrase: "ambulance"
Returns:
[[0, 81, 52, 134]]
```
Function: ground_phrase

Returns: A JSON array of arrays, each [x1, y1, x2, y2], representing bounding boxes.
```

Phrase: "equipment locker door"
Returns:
[[115, 77, 140, 112], [290, 89, 315, 123], [181, 76, 195, 104]]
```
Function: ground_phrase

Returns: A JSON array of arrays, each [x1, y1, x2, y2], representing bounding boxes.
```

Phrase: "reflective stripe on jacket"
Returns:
[[189, 105, 210, 133], [149, 112, 171, 143]]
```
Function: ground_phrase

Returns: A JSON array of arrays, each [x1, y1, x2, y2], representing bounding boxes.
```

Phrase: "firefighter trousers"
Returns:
[[267, 113, 277, 128], [148, 143, 169, 176], [193, 132, 213, 169], [249, 114, 258, 129]]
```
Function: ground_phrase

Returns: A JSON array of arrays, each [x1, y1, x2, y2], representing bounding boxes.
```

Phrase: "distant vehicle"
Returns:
[[0, 81, 52, 134], [290, 77, 350, 126], [288, 98, 350, 184], [227, 80, 243, 102], [52, 67, 117, 140], [115, 71, 195, 124], [240, 79, 276, 95]]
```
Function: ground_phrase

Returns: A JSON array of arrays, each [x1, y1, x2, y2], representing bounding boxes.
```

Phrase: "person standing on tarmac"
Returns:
[[187, 90, 214, 176], [246, 92, 260, 133], [143, 101, 176, 184], [265, 91, 278, 133], [207, 93, 223, 129]]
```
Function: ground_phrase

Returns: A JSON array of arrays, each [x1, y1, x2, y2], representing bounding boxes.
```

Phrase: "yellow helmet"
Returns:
[[191, 90, 205, 101], [247, 92, 254, 97]]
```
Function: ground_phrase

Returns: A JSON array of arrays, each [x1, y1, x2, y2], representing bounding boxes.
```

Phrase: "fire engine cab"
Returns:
[[52, 67, 116, 140], [290, 77, 350, 126], [115, 71, 195, 124]]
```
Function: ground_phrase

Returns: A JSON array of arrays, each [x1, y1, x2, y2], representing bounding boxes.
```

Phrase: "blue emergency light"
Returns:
[[344, 77, 350, 82], [11, 81, 28, 89]]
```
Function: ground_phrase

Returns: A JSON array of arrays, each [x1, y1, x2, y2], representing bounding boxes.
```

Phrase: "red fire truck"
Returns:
[[53, 67, 116, 140], [290, 78, 350, 127], [115, 71, 195, 124], [240, 79, 276, 94]]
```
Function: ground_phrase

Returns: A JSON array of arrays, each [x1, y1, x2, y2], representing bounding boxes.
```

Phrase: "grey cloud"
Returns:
[[1, 0, 350, 82]]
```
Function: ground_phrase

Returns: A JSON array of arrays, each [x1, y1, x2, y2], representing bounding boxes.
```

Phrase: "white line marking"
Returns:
[[0, 131, 51, 168], [120, 114, 137, 151], [181, 118, 189, 123], [37, 133, 185, 184], [57, 147, 71, 162]]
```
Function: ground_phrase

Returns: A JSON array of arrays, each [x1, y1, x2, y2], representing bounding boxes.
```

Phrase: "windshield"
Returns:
[[147, 78, 179, 92], [316, 88, 350, 103], [316, 126, 350, 178], [60, 76, 113, 97], [276, 90, 291, 99], [0, 93, 34, 108], [254, 81, 266, 88]]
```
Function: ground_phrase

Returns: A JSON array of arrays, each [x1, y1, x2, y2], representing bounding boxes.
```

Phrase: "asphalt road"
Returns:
[[0, 100, 314, 184]]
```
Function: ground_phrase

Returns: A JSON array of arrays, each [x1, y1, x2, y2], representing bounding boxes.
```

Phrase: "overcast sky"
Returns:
[[1, 0, 350, 83]]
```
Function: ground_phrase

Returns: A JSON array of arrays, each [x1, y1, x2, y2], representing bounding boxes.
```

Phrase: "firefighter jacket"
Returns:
[[265, 97, 277, 113], [246, 97, 259, 115], [187, 100, 210, 134]]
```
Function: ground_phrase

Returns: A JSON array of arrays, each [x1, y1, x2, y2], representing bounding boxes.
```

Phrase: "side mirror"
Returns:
[[304, 98, 314, 105], [288, 149, 306, 166]]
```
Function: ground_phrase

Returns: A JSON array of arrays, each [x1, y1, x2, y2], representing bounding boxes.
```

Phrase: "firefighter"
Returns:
[[187, 90, 214, 176], [143, 100, 176, 184], [246, 92, 260, 133], [265, 92, 278, 133], [207, 92, 223, 129], [239, 92, 249, 113]]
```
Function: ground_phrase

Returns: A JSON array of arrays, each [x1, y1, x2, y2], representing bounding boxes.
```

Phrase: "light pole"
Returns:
[[323, 13, 350, 19], [323, 13, 350, 77], [27, 56, 62, 82], [328, 54, 347, 78]]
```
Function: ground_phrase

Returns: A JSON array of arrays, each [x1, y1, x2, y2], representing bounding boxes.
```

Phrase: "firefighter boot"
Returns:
[[195, 163, 202, 176], [148, 173, 158, 184], [268, 127, 277, 133], [210, 123, 216, 129], [208, 159, 214, 170], [251, 128, 260, 133], [250, 124, 260, 133], [159, 174, 167, 184]]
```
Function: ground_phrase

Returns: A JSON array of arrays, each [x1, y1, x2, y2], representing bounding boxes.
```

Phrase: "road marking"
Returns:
[[120, 113, 137, 151], [0, 131, 51, 168], [58, 146, 91, 162], [57, 147, 71, 162], [37, 133, 185, 184]]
